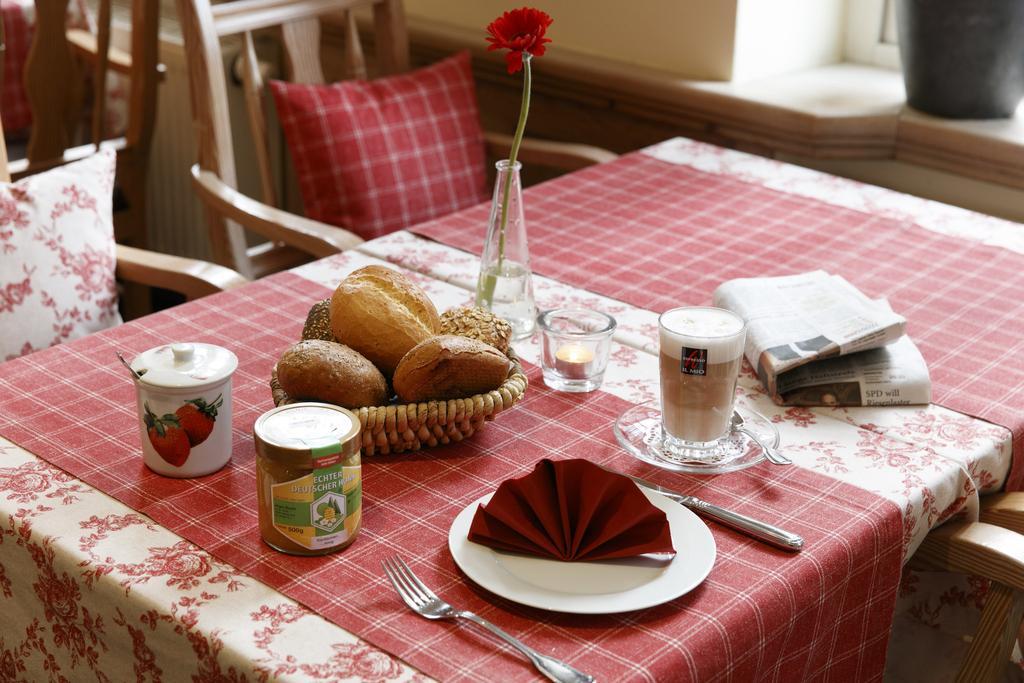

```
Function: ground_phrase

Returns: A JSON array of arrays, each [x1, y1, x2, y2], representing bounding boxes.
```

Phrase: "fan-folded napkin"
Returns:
[[468, 458, 675, 561]]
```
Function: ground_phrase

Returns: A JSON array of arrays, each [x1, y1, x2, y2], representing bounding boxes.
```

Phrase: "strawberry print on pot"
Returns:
[[130, 343, 237, 478], [175, 394, 223, 447], [143, 403, 191, 467]]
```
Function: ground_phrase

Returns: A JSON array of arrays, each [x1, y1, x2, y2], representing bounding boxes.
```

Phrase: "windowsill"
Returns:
[[697, 63, 1024, 187], [695, 63, 906, 121], [896, 103, 1024, 187]]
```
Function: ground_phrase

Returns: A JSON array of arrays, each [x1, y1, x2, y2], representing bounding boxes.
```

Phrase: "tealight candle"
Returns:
[[554, 343, 594, 380], [537, 308, 616, 393]]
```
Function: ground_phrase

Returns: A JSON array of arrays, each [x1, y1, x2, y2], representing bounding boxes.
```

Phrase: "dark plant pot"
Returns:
[[896, 0, 1024, 118]]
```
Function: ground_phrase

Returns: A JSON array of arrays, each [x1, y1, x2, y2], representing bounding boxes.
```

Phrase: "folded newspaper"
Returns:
[[712, 271, 931, 407]]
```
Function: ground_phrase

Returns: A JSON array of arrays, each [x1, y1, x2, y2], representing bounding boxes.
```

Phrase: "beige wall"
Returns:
[[732, 0, 845, 82], [402, 0, 739, 80], [403, 0, 850, 81]]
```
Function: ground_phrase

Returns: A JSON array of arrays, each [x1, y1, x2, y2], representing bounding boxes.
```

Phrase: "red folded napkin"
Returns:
[[468, 458, 675, 561]]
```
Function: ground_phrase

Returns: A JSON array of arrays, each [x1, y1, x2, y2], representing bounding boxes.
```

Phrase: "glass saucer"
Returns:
[[613, 402, 780, 474]]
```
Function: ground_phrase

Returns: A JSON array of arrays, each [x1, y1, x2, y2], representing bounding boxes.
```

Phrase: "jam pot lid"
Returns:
[[131, 343, 238, 389]]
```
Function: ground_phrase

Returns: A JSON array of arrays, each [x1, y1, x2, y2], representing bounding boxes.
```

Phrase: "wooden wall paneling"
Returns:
[[403, 28, 763, 156]]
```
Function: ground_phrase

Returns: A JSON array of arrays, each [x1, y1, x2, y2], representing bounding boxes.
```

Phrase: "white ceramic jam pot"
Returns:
[[130, 343, 238, 477]]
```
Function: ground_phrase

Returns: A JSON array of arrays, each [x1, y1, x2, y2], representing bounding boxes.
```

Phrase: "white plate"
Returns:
[[448, 488, 716, 614]]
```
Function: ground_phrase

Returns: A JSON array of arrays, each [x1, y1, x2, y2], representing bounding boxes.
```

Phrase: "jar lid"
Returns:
[[132, 343, 238, 389], [254, 403, 361, 463]]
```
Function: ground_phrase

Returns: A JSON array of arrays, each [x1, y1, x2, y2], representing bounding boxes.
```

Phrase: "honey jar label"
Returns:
[[270, 461, 361, 550]]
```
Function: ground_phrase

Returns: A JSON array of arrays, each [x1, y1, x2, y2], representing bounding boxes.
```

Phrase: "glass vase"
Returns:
[[475, 159, 537, 339]]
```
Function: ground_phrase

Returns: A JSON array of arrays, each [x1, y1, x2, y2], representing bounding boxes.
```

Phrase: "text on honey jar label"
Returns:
[[271, 463, 361, 550]]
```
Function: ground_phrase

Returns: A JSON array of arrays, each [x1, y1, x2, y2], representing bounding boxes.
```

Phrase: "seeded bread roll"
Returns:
[[301, 299, 337, 342], [393, 335, 511, 403], [330, 266, 441, 377], [276, 340, 388, 408], [439, 306, 512, 354]]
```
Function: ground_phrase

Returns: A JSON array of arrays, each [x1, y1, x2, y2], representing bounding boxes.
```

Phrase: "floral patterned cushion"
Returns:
[[270, 50, 488, 241], [0, 149, 121, 360]]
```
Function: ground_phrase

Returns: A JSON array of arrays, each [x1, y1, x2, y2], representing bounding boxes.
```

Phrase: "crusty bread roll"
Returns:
[[277, 340, 388, 408], [330, 266, 441, 377], [439, 306, 512, 354], [393, 335, 511, 403]]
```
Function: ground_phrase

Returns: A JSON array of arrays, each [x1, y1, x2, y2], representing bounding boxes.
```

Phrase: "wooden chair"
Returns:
[[11, 0, 161, 252], [0, 116, 246, 316], [911, 518, 1024, 682], [175, 0, 618, 280], [981, 493, 1024, 535]]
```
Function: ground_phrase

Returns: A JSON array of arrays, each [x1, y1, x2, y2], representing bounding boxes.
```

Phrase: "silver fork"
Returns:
[[382, 556, 594, 683]]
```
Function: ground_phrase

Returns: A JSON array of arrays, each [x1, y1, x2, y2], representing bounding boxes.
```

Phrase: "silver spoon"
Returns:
[[732, 412, 791, 465], [116, 351, 145, 382]]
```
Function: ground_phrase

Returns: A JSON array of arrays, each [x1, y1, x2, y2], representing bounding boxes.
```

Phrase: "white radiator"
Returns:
[[145, 37, 210, 260]]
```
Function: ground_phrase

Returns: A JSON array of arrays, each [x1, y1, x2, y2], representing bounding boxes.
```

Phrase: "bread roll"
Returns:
[[439, 306, 512, 354], [330, 266, 441, 377], [277, 340, 388, 408], [394, 335, 511, 403], [301, 299, 337, 342]]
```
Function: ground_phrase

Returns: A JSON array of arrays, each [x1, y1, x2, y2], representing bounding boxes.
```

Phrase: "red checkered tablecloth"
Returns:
[[0, 271, 903, 681], [412, 151, 1024, 490]]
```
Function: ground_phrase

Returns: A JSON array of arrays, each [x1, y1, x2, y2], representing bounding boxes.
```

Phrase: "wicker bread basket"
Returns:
[[270, 348, 527, 456]]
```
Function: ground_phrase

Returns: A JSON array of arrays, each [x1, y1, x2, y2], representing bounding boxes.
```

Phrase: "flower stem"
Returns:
[[497, 54, 531, 269], [477, 55, 532, 307]]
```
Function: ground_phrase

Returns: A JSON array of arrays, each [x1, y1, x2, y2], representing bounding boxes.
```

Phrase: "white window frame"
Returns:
[[844, 0, 901, 69]]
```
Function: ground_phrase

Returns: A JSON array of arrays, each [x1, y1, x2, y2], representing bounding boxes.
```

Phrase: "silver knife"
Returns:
[[609, 468, 804, 552]]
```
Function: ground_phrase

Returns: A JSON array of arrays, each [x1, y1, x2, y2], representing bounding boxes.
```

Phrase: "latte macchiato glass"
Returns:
[[659, 307, 746, 452]]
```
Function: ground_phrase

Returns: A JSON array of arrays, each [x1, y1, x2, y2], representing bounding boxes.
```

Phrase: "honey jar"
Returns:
[[254, 402, 362, 555]]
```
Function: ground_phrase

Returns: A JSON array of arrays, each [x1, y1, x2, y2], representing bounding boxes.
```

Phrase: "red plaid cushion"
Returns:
[[270, 51, 488, 240]]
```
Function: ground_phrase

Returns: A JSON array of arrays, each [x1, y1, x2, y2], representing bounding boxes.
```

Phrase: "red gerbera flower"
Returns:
[[485, 7, 553, 74]]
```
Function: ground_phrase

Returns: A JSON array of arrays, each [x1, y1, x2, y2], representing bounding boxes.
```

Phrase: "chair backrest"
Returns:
[[21, 0, 160, 170], [175, 0, 409, 274], [7, 0, 160, 253]]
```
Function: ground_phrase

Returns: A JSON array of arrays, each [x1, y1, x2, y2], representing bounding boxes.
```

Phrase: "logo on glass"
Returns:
[[680, 347, 708, 376]]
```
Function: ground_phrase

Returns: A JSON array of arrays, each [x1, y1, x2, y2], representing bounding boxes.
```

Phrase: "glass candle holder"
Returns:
[[537, 308, 616, 393]]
